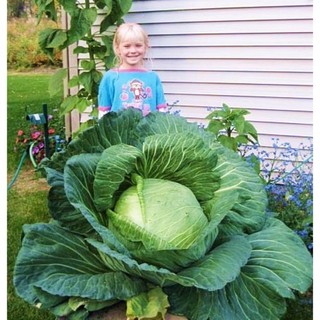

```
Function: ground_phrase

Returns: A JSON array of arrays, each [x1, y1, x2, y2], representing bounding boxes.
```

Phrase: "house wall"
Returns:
[[71, 0, 313, 154]]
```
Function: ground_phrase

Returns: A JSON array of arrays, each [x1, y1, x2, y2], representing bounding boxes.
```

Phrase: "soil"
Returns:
[[8, 66, 60, 75], [7, 167, 49, 193]]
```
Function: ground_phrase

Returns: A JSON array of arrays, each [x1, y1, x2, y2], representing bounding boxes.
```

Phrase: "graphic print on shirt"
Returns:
[[120, 79, 152, 115]]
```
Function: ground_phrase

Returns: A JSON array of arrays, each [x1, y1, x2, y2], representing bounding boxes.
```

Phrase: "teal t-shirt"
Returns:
[[98, 68, 167, 118]]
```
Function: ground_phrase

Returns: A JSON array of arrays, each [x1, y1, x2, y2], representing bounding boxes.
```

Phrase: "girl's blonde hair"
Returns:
[[113, 23, 150, 67]]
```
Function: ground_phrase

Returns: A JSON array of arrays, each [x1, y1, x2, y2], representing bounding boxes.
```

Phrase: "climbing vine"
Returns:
[[35, 0, 132, 130]]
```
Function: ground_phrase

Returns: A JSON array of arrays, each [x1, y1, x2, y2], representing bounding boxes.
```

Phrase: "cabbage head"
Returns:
[[112, 176, 208, 249], [13, 109, 313, 320]]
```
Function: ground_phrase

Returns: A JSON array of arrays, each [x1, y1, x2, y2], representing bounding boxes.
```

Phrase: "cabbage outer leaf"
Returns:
[[135, 133, 219, 201], [209, 143, 267, 234], [93, 144, 143, 211], [177, 235, 251, 291], [41, 108, 144, 172], [165, 217, 313, 320], [45, 167, 93, 235], [64, 153, 105, 225], [126, 287, 169, 320], [86, 235, 251, 292], [13, 223, 147, 306], [165, 274, 286, 320], [245, 218, 313, 297]]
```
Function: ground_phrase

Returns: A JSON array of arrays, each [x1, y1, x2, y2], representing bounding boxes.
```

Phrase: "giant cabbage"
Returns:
[[13, 109, 312, 320]]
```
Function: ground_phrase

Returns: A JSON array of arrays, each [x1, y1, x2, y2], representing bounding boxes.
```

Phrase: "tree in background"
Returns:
[[7, 0, 63, 69], [8, 0, 35, 17]]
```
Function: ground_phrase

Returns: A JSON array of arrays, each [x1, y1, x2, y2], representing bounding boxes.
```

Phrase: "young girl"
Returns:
[[98, 22, 167, 118]]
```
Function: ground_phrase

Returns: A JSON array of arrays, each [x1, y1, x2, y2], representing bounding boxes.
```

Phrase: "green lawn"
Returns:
[[7, 72, 63, 171], [7, 188, 56, 320], [7, 71, 62, 320]]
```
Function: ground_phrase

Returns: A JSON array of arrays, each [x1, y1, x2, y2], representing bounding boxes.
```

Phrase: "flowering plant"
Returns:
[[14, 113, 66, 166], [242, 138, 313, 253], [15, 125, 55, 165]]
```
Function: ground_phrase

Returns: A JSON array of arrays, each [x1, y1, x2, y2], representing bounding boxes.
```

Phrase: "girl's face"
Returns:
[[116, 39, 147, 69]]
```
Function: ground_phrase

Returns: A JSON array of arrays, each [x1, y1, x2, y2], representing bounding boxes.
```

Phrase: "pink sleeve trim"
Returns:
[[156, 103, 167, 110], [98, 106, 111, 111]]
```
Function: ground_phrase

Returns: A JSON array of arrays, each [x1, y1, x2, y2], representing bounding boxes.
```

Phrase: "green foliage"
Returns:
[[13, 109, 312, 320], [7, 18, 63, 69], [7, 0, 35, 18], [36, 0, 133, 126], [206, 103, 258, 151]]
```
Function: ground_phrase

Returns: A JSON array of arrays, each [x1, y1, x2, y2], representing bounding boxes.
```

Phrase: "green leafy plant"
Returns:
[[35, 0, 132, 124], [13, 109, 312, 320], [206, 103, 258, 151]]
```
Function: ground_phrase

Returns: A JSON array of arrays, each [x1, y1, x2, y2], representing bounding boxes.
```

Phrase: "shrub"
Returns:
[[7, 17, 62, 70]]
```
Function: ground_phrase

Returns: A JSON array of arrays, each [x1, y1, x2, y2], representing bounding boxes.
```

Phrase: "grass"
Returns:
[[7, 71, 64, 171], [7, 70, 62, 320], [7, 187, 55, 320]]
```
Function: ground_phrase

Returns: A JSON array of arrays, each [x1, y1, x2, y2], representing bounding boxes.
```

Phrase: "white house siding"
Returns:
[[123, 0, 313, 153], [73, 0, 313, 159]]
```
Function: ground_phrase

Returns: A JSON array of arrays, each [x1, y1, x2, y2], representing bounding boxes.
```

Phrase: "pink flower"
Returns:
[[31, 131, 41, 140], [48, 128, 55, 134], [17, 130, 24, 136], [32, 146, 40, 154]]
